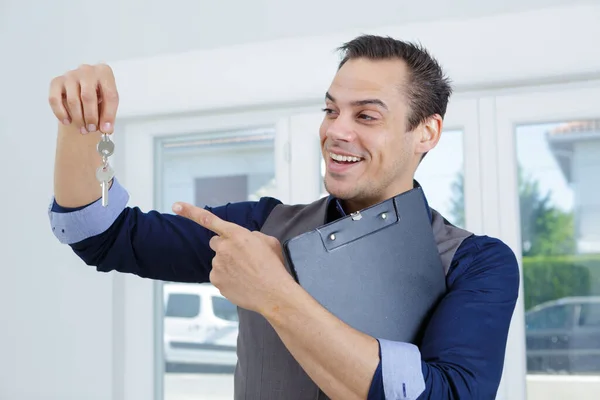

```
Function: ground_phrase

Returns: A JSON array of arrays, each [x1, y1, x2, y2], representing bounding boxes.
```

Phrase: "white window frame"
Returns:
[[442, 96, 482, 234], [488, 80, 600, 400]]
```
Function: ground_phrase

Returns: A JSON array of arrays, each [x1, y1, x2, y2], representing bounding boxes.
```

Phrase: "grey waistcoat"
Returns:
[[234, 197, 473, 399]]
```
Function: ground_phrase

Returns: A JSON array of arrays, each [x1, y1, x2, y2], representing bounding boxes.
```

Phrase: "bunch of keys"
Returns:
[[96, 133, 115, 207]]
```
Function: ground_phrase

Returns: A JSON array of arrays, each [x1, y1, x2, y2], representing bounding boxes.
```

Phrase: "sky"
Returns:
[[515, 123, 574, 211]]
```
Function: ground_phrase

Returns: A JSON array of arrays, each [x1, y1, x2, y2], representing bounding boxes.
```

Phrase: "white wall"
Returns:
[[1, 1, 599, 399], [111, 3, 600, 119]]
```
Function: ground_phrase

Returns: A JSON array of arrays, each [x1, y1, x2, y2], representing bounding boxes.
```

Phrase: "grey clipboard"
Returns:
[[282, 187, 446, 344]]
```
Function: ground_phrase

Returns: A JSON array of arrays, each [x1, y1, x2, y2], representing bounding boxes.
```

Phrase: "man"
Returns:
[[48, 35, 519, 399]]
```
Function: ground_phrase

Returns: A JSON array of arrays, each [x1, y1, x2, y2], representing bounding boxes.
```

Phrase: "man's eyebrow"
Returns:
[[325, 92, 388, 111]]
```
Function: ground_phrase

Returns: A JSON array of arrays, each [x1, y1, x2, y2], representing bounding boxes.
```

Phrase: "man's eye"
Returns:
[[322, 108, 335, 114], [359, 114, 376, 121]]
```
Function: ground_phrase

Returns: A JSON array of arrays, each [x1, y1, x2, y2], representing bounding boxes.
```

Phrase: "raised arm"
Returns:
[[47, 63, 282, 282], [49, 179, 282, 282]]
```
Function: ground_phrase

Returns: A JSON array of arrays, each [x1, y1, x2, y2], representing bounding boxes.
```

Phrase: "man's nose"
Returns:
[[326, 117, 356, 142]]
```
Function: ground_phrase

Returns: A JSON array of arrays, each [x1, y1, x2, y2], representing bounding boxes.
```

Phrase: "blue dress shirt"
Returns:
[[48, 178, 519, 399]]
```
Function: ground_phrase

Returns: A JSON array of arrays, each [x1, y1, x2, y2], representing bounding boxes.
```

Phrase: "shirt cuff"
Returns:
[[48, 178, 129, 244], [378, 338, 426, 400]]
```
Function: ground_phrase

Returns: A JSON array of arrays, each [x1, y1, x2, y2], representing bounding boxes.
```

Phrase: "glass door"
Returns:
[[142, 109, 302, 400], [155, 127, 280, 400], [494, 83, 600, 400]]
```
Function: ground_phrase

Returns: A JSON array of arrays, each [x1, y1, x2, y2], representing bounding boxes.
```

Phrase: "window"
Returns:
[[579, 303, 600, 327], [212, 296, 238, 322], [156, 127, 280, 400], [156, 127, 277, 210], [504, 114, 600, 393], [415, 130, 465, 228], [526, 304, 573, 330], [165, 294, 201, 319]]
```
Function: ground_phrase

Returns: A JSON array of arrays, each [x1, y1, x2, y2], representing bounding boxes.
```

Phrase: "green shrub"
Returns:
[[522, 254, 600, 310]]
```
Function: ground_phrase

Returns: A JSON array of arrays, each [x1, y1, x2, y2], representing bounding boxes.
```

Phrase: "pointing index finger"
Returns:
[[173, 202, 244, 237]]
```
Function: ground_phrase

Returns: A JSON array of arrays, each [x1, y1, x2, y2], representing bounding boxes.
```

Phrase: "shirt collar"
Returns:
[[325, 180, 432, 223]]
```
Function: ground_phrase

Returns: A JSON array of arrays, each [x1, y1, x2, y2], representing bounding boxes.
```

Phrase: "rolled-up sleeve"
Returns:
[[378, 340, 425, 399], [48, 178, 129, 244]]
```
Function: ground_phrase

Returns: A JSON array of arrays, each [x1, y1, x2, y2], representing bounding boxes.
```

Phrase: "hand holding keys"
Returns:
[[96, 134, 115, 207], [48, 63, 120, 208]]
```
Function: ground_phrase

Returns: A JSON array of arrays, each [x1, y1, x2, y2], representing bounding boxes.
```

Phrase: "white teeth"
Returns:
[[330, 153, 361, 162]]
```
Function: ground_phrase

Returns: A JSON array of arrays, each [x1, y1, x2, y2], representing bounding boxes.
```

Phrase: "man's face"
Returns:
[[320, 58, 434, 212]]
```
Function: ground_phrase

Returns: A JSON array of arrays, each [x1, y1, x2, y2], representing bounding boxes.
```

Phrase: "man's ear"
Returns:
[[415, 115, 443, 156]]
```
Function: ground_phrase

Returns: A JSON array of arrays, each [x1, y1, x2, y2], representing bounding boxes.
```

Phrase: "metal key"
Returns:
[[96, 164, 115, 207], [97, 134, 115, 157], [96, 133, 115, 207]]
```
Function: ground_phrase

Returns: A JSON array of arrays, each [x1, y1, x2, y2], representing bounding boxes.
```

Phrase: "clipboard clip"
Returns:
[[317, 201, 398, 250], [350, 211, 362, 221], [350, 210, 388, 222]]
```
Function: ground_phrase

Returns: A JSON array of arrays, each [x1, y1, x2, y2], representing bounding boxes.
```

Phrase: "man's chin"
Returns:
[[323, 181, 356, 201]]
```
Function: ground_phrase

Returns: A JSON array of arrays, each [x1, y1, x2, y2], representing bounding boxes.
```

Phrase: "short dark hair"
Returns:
[[336, 35, 452, 132]]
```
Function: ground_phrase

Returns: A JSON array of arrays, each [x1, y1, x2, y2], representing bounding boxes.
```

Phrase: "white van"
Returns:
[[163, 283, 239, 367]]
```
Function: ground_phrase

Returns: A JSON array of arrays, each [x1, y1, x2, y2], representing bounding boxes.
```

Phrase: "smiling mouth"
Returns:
[[329, 152, 363, 164]]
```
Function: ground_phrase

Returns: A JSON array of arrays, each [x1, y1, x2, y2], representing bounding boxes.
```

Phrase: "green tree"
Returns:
[[448, 171, 465, 228], [448, 167, 576, 256]]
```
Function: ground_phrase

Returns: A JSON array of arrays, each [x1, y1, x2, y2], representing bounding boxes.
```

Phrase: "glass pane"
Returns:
[[415, 130, 465, 228], [579, 304, 600, 327], [319, 130, 465, 228], [525, 304, 574, 330], [516, 120, 600, 399], [165, 293, 201, 319], [156, 127, 277, 400], [212, 296, 239, 322]]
